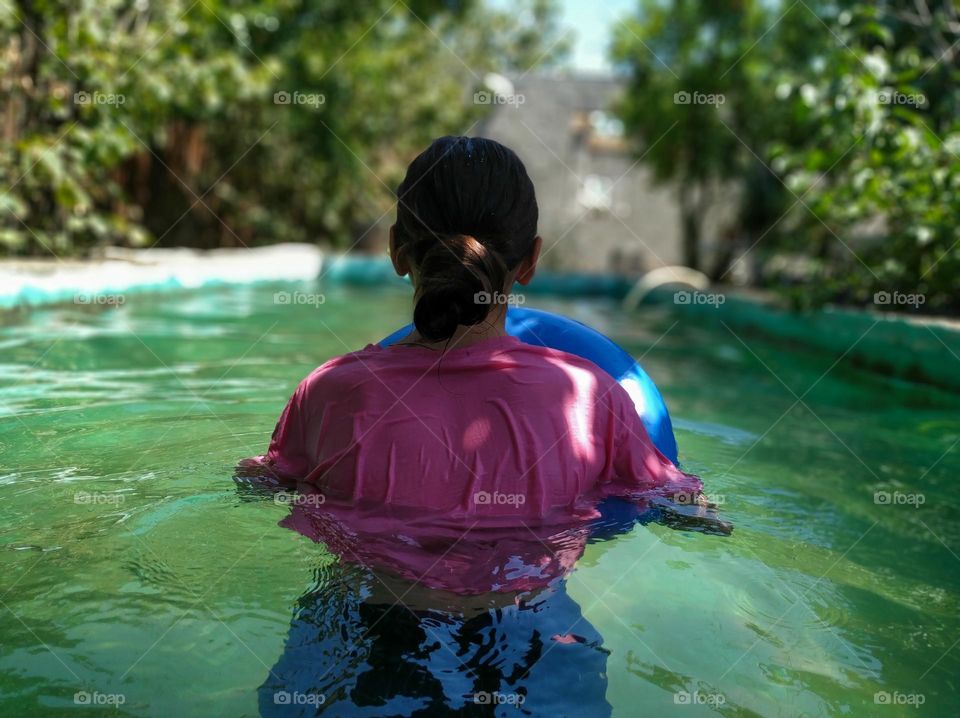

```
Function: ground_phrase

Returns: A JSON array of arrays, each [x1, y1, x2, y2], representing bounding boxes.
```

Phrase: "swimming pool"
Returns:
[[1, 282, 957, 716]]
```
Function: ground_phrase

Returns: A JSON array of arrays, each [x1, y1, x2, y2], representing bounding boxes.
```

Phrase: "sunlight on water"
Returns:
[[1, 283, 958, 716]]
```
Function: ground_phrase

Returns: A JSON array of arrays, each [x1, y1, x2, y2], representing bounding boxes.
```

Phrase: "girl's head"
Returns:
[[390, 136, 541, 342]]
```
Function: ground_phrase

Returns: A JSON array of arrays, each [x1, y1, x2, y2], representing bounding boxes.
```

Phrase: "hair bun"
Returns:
[[412, 234, 505, 342], [413, 286, 465, 342]]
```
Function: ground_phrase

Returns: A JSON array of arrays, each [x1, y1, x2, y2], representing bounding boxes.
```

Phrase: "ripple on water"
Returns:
[[672, 417, 760, 447], [726, 548, 855, 641]]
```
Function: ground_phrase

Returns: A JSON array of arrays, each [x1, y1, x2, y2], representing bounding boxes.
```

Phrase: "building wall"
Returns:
[[475, 74, 731, 275]]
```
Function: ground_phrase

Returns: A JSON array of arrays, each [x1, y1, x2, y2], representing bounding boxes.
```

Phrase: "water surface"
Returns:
[[1, 283, 958, 716]]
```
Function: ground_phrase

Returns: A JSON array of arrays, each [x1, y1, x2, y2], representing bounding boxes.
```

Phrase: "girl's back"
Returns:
[[263, 334, 696, 519]]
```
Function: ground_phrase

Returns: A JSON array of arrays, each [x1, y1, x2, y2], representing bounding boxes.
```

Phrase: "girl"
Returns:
[[257, 136, 706, 522]]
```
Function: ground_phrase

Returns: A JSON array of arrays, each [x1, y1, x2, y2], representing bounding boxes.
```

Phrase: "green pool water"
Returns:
[[1, 282, 958, 717]]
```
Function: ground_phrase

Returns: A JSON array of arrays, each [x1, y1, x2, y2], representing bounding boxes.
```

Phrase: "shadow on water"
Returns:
[[232, 474, 731, 717]]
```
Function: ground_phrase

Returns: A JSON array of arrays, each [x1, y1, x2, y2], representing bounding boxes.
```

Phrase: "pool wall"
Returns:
[[3, 248, 957, 391], [0, 244, 323, 309], [326, 254, 960, 391], [651, 291, 960, 393], [321, 252, 634, 297]]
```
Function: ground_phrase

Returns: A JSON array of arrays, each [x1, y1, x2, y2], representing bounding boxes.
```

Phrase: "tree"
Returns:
[[611, 0, 802, 273], [613, 0, 959, 314], [0, 0, 568, 256]]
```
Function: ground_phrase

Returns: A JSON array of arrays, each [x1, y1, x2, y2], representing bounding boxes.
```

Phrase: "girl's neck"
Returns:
[[398, 306, 508, 351]]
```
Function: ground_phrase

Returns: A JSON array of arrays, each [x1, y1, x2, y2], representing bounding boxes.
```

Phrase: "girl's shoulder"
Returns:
[[507, 341, 640, 415], [509, 341, 623, 384], [295, 344, 383, 393]]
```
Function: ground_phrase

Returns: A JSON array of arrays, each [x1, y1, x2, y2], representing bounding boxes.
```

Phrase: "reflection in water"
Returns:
[[258, 569, 610, 717], [234, 474, 729, 717]]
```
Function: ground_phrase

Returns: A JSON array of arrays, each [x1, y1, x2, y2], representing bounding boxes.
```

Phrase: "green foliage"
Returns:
[[0, 0, 567, 256], [613, 0, 960, 315]]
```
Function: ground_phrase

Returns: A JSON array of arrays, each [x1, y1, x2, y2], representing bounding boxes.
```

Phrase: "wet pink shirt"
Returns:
[[259, 335, 701, 520]]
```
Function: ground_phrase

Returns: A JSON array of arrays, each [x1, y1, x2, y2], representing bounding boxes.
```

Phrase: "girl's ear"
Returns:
[[389, 225, 409, 277], [514, 235, 542, 286]]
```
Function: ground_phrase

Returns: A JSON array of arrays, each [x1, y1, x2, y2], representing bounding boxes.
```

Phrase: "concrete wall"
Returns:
[[475, 73, 734, 275]]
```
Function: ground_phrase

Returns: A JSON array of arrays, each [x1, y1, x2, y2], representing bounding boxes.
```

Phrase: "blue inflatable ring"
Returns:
[[379, 306, 679, 465]]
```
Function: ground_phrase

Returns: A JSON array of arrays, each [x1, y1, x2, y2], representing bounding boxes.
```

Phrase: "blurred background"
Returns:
[[1, 0, 957, 314], [3, 4, 960, 717]]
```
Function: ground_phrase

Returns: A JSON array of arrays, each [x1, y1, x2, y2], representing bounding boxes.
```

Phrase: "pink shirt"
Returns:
[[259, 335, 701, 521]]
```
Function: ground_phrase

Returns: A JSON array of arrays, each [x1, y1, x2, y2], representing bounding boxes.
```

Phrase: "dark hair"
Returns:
[[395, 136, 538, 342]]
